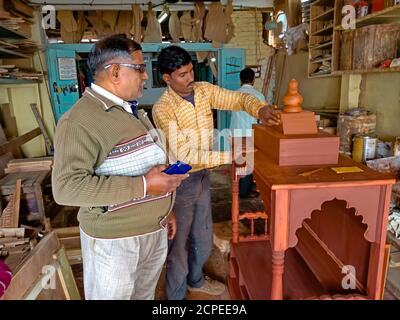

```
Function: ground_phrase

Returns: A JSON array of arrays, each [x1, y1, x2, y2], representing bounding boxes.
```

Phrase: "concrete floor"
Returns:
[[53, 165, 399, 300]]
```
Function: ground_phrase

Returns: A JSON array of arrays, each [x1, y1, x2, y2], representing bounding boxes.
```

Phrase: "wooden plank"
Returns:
[[54, 247, 81, 300], [30, 104, 54, 156], [339, 30, 354, 70], [0, 127, 41, 156], [11, 178, 21, 227], [54, 226, 80, 238], [379, 244, 391, 299], [296, 221, 365, 292], [0, 178, 21, 227], [0, 227, 24, 238], [1, 231, 60, 300], [0, 103, 21, 158]]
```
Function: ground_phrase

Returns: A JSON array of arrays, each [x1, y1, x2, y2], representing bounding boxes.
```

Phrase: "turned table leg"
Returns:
[[231, 165, 239, 244], [271, 250, 285, 300]]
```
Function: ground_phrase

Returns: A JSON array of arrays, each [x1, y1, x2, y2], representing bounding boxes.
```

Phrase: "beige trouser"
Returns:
[[80, 228, 167, 300]]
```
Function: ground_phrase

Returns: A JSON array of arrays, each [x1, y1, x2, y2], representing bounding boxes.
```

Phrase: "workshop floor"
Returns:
[[51, 165, 398, 300]]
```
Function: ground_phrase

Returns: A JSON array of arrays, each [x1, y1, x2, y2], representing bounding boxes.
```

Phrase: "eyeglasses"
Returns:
[[104, 63, 147, 74]]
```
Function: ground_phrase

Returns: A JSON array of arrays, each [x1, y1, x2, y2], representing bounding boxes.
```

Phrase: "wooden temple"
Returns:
[[228, 79, 395, 300]]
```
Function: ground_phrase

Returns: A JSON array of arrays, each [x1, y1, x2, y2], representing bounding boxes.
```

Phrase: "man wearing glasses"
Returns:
[[52, 34, 188, 300]]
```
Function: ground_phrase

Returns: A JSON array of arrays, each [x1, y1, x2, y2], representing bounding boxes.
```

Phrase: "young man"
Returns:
[[152, 45, 280, 300], [52, 35, 187, 300], [231, 67, 267, 198]]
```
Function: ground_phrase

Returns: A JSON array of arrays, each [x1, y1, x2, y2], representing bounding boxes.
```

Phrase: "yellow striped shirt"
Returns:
[[152, 81, 265, 172]]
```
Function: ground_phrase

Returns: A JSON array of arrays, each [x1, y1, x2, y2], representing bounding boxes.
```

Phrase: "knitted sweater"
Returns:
[[52, 88, 174, 239]]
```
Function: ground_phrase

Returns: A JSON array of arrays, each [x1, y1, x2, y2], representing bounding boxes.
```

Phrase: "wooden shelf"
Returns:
[[0, 47, 29, 58], [228, 241, 364, 299], [312, 0, 334, 6], [312, 25, 334, 36], [312, 8, 335, 21], [0, 79, 40, 85], [335, 4, 400, 30], [310, 56, 332, 63], [333, 67, 400, 75], [310, 41, 333, 50], [0, 25, 28, 39], [309, 72, 334, 78]]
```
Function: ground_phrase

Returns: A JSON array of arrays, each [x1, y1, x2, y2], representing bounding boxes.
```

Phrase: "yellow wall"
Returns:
[[225, 9, 275, 92], [0, 10, 55, 158], [359, 73, 400, 137], [277, 52, 341, 111]]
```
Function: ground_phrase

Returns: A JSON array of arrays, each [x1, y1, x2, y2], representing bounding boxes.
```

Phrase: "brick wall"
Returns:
[[225, 9, 275, 91]]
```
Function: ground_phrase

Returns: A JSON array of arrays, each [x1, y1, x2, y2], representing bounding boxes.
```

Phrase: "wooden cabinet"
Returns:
[[334, 3, 400, 74], [308, 0, 341, 78], [308, 1, 400, 76], [227, 132, 395, 300]]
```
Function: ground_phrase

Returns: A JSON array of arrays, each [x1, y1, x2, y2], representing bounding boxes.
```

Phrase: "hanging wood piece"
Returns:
[[86, 11, 104, 37], [102, 10, 119, 33], [57, 11, 78, 33], [143, 3, 162, 43], [131, 4, 144, 43], [116, 10, 132, 38], [204, 2, 228, 47], [168, 12, 182, 43], [180, 11, 193, 42], [74, 11, 88, 44], [225, 0, 235, 43], [191, 2, 205, 42]]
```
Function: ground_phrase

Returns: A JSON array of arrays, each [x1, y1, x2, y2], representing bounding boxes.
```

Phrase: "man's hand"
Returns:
[[166, 212, 177, 240], [145, 164, 188, 196], [258, 105, 281, 126]]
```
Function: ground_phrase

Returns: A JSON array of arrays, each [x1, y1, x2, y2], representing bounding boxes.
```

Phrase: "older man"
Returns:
[[152, 45, 280, 300], [52, 34, 187, 300]]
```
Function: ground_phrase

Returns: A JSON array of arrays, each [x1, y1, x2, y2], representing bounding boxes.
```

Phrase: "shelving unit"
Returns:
[[0, 20, 40, 84], [335, 4, 400, 31], [334, 2, 400, 74], [0, 25, 28, 40], [309, 1, 400, 77], [0, 47, 29, 59], [308, 0, 341, 78], [333, 67, 400, 75]]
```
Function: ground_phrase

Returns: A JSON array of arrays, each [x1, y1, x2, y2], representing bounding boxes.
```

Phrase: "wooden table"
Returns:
[[228, 143, 395, 300], [0, 170, 50, 222]]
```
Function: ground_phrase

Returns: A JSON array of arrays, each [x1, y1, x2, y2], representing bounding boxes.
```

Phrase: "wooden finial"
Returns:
[[282, 79, 303, 113]]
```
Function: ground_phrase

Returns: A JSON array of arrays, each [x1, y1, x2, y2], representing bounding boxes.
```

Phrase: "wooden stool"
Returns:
[[0, 170, 50, 222]]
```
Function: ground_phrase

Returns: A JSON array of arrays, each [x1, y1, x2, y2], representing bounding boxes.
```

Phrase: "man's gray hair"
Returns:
[[87, 34, 142, 77]]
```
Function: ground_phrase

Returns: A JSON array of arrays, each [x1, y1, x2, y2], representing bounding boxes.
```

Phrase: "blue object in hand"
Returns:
[[163, 161, 192, 174]]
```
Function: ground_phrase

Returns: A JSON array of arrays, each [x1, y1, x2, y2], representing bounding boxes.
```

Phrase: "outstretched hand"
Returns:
[[258, 105, 281, 126], [145, 164, 188, 196]]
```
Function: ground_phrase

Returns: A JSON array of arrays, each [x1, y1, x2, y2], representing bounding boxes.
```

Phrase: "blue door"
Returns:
[[47, 48, 80, 122], [217, 47, 245, 150]]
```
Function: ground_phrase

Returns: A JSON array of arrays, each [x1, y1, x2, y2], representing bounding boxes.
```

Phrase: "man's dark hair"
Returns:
[[157, 45, 192, 75], [240, 68, 255, 84], [87, 34, 142, 77]]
